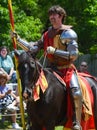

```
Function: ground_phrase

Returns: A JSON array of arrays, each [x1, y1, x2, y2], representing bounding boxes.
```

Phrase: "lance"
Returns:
[[8, 0, 26, 129]]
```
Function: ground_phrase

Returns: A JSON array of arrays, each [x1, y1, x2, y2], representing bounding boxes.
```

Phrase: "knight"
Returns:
[[11, 5, 82, 130]]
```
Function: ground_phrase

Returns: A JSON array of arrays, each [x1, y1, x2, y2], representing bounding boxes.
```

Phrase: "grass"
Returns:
[[0, 120, 70, 130], [0, 114, 70, 130], [0, 112, 24, 129], [0, 122, 64, 130], [55, 126, 64, 130], [0, 121, 63, 130], [0, 119, 70, 130]]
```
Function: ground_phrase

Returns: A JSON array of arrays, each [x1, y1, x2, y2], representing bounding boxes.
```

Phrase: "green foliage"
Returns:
[[0, 0, 97, 54], [90, 44, 97, 54], [0, 0, 43, 51], [15, 16, 43, 41], [74, 1, 97, 53]]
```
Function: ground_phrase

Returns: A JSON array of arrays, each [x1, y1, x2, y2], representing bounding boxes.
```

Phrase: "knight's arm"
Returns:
[[11, 31, 43, 53], [55, 40, 78, 61], [47, 40, 78, 62], [16, 36, 43, 53], [49, 28, 78, 61]]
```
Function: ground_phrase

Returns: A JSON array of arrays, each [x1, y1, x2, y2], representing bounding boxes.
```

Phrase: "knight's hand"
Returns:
[[47, 46, 56, 54], [10, 31, 20, 40]]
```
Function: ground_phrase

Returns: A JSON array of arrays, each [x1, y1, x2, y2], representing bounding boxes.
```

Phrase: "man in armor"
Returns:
[[12, 5, 82, 130]]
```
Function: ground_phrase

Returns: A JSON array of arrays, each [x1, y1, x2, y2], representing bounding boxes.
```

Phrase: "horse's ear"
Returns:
[[14, 49, 21, 58], [30, 52, 37, 59]]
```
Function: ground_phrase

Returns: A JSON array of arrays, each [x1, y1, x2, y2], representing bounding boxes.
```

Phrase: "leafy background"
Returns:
[[0, 0, 97, 54]]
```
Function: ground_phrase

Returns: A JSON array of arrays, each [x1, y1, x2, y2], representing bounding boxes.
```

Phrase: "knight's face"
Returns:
[[49, 13, 62, 26]]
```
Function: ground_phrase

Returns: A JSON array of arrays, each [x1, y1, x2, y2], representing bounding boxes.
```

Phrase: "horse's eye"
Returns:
[[30, 61, 35, 68]]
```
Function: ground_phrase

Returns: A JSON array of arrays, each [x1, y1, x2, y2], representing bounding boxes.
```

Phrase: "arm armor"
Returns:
[[17, 34, 44, 53], [17, 37, 39, 53], [54, 40, 78, 61]]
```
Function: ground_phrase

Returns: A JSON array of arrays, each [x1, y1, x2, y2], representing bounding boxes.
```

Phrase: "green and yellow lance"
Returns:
[[8, 0, 26, 129]]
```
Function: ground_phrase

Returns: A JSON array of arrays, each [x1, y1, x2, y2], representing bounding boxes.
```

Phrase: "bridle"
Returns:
[[27, 53, 42, 89]]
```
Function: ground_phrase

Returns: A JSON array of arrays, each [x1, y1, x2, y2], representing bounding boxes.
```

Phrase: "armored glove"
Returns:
[[10, 31, 20, 40], [47, 46, 56, 54]]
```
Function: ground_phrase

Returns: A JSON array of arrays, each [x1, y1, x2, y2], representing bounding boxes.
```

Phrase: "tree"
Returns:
[[36, 0, 97, 54], [0, 0, 43, 51], [0, 0, 97, 54]]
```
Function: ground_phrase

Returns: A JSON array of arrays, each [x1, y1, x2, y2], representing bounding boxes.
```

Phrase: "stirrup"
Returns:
[[72, 122, 82, 130]]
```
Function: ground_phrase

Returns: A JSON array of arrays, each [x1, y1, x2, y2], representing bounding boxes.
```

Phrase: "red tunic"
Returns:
[[43, 30, 95, 130]]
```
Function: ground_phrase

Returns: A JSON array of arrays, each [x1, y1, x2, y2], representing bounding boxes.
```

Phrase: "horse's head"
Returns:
[[15, 50, 40, 99]]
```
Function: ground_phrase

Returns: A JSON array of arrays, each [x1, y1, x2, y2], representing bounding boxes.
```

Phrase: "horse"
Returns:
[[15, 51, 97, 130]]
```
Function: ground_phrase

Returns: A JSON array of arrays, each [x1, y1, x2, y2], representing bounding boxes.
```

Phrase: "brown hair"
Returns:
[[48, 5, 67, 23], [0, 72, 8, 85], [0, 46, 9, 54]]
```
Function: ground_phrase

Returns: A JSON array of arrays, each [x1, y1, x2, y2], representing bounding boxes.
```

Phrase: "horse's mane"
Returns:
[[18, 52, 30, 63], [18, 51, 44, 69]]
